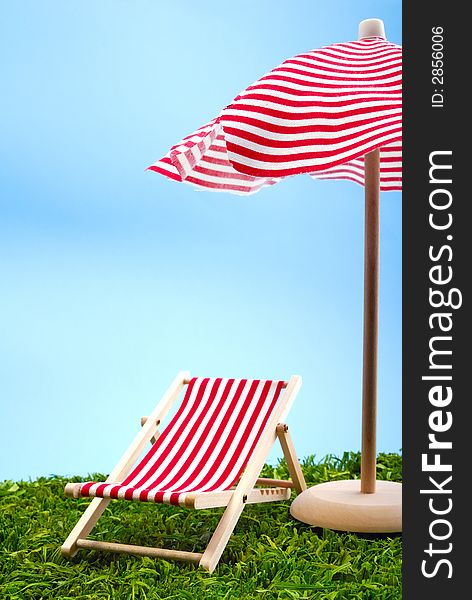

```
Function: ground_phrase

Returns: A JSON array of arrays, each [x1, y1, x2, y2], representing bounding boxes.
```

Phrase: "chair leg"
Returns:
[[276, 423, 307, 494], [199, 494, 246, 573], [61, 497, 111, 557]]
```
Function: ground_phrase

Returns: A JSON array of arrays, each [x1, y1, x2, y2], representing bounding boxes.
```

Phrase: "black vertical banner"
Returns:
[[403, 3, 469, 598]]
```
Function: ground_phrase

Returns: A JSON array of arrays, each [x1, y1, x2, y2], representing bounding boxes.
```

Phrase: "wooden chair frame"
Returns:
[[61, 371, 306, 573]]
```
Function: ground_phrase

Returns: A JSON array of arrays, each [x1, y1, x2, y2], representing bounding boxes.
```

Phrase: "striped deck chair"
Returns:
[[61, 372, 306, 572]]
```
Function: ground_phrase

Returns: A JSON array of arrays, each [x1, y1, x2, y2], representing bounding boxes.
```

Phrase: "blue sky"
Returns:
[[0, 1, 401, 480]]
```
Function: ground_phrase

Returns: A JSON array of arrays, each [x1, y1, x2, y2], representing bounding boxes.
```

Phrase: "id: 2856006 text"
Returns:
[[431, 27, 445, 108]]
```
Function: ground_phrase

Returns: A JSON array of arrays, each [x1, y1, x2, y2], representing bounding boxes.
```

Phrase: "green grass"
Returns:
[[0, 452, 402, 600]]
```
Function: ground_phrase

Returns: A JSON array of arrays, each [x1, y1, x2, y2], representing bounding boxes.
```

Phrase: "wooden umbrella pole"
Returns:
[[361, 148, 380, 494]]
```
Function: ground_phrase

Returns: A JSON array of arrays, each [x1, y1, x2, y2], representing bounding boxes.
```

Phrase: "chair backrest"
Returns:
[[121, 377, 285, 498]]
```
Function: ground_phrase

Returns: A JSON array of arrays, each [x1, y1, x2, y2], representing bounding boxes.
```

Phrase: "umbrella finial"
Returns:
[[358, 18, 386, 40]]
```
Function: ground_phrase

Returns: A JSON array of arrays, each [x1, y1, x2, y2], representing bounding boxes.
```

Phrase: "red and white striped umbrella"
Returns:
[[149, 35, 401, 193], [148, 19, 402, 532]]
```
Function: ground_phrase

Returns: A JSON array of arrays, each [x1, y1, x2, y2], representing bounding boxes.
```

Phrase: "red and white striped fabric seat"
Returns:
[[76, 377, 285, 506], [149, 37, 402, 193]]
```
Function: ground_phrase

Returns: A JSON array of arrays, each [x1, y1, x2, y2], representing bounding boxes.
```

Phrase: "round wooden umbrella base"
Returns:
[[290, 480, 402, 533]]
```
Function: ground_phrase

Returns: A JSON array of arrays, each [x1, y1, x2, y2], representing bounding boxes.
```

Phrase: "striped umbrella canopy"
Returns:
[[149, 34, 401, 193], [148, 19, 402, 517]]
